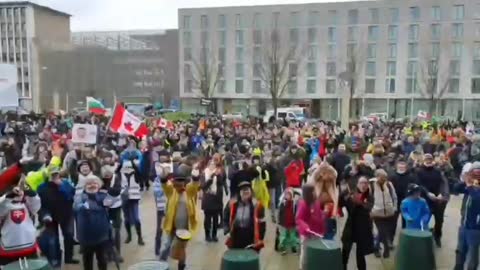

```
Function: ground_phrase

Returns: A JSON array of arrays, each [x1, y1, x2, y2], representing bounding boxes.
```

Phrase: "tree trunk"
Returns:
[[272, 96, 278, 122]]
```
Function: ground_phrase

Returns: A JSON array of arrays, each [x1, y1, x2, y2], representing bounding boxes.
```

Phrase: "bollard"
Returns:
[[395, 229, 435, 270], [303, 239, 343, 270], [3, 259, 51, 270], [221, 249, 260, 270], [128, 260, 169, 270]]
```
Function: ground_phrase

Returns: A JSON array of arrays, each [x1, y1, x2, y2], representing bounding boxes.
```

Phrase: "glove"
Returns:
[[42, 215, 53, 224]]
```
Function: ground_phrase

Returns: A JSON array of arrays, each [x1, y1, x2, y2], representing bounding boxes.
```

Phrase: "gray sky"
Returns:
[[4, 0, 350, 31]]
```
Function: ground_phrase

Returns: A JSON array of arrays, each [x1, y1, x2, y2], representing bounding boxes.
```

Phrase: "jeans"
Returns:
[[324, 218, 337, 240], [81, 242, 108, 270], [342, 242, 366, 270], [204, 210, 219, 239], [155, 211, 165, 255], [122, 200, 140, 227], [159, 233, 175, 261], [454, 226, 480, 270]]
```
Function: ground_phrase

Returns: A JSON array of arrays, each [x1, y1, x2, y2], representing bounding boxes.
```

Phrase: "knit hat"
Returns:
[[238, 181, 252, 190]]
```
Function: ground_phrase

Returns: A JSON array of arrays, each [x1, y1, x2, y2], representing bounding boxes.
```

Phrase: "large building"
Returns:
[[0, 1, 70, 112], [179, 0, 480, 120]]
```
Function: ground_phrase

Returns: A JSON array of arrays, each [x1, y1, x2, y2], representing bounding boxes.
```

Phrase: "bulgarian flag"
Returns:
[[109, 103, 149, 138], [86, 97, 106, 115]]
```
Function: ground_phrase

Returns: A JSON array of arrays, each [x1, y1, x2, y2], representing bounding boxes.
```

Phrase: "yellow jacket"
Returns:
[[252, 166, 270, 209], [162, 180, 200, 236]]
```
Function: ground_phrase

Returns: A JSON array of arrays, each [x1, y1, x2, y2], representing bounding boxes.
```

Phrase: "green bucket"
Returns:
[[128, 260, 169, 270], [395, 229, 436, 270], [3, 259, 51, 270], [221, 249, 260, 270], [304, 239, 343, 270]]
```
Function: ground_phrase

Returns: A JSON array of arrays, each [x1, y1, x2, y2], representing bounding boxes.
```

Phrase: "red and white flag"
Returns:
[[157, 118, 174, 130], [109, 104, 149, 138]]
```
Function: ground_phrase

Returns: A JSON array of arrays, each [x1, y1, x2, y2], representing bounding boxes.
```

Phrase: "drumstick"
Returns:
[[307, 230, 331, 249]]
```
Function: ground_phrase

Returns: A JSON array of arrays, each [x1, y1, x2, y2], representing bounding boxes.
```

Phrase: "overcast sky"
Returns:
[[1, 0, 351, 32]]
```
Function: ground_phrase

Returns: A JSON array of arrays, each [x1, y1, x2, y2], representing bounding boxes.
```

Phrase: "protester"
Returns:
[[400, 184, 431, 230], [277, 188, 299, 255]]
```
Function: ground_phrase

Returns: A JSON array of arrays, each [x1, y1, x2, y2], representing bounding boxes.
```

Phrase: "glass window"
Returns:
[[235, 30, 244, 45], [328, 10, 337, 25], [290, 12, 300, 26], [385, 78, 396, 93], [253, 13, 262, 28], [348, 9, 359, 24], [184, 80, 193, 93], [452, 23, 464, 39], [236, 47, 244, 61], [328, 27, 336, 42], [472, 78, 480, 94], [328, 44, 336, 58], [183, 31, 191, 46], [235, 80, 244, 93], [201, 31, 209, 46], [308, 28, 317, 43], [217, 80, 226, 93], [430, 24, 441, 40], [348, 26, 358, 42], [218, 64, 225, 78], [307, 80, 316, 93], [408, 43, 418, 58], [452, 42, 463, 58], [365, 79, 375, 93], [218, 14, 226, 28], [184, 64, 192, 77], [289, 63, 298, 78], [428, 60, 437, 75], [183, 15, 191, 29], [474, 42, 480, 58], [236, 63, 244, 77], [253, 80, 262, 93], [308, 11, 320, 26], [253, 47, 262, 63], [448, 78, 459, 93], [370, 8, 379, 24], [201, 15, 209, 29], [407, 60, 418, 76], [453, 5, 465, 20], [272, 12, 280, 27], [410, 7, 420, 21], [387, 61, 396, 76], [388, 43, 397, 58], [308, 45, 317, 60], [390, 8, 399, 23], [218, 48, 226, 62], [307, 62, 316, 77], [218, 31, 226, 46], [432, 6, 441, 21], [368, 26, 379, 41], [253, 30, 262, 45], [347, 44, 357, 58], [184, 48, 192, 61], [236, 14, 243, 28], [367, 44, 377, 58], [409, 24, 419, 40], [449, 60, 461, 76], [254, 63, 262, 75], [388, 25, 398, 40], [326, 62, 336, 76], [476, 23, 480, 37], [326, 79, 336, 93], [290, 29, 299, 43], [366, 61, 376, 76], [431, 42, 440, 57], [406, 79, 418, 94], [473, 60, 480, 75], [288, 80, 297, 94]]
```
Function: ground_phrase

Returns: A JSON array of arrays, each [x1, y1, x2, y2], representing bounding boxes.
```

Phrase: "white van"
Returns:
[[263, 107, 306, 123]]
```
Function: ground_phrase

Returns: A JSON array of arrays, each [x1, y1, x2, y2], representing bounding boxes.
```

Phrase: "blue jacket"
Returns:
[[401, 197, 431, 230], [120, 149, 144, 173], [456, 184, 480, 231], [74, 192, 111, 246], [153, 176, 167, 212], [307, 138, 319, 164], [192, 135, 205, 150]]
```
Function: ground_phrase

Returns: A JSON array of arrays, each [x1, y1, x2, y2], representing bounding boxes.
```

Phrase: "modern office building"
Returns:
[[179, 0, 480, 120], [0, 1, 70, 112]]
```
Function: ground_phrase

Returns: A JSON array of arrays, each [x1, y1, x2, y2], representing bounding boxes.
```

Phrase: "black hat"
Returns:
[[77, 160, 91, 172], [407, 183, 422, 196], [238, 181, 252, 190]]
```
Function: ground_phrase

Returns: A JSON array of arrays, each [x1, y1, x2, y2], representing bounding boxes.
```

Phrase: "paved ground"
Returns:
[[65, 191, 463, 270]]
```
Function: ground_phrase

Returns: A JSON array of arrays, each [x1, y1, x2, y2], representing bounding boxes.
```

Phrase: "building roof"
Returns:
[[0, 1, 71, 17]]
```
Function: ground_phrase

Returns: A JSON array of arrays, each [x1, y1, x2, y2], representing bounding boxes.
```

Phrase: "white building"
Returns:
[[0, 1, 70, 112], [179, 0, 480, 120]]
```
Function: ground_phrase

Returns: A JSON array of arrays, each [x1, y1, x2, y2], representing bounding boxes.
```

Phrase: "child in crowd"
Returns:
[[277, 188, 299, 255], [400, 184, 431, 230]]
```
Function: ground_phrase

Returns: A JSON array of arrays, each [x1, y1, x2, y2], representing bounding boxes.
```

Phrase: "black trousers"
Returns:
[[204, 210, 220, 238], [431, 202, 447, 240], [391, 211, 406, 242], [342, 242, 366, 270], [52, 219, 75, 261], [81, 242, 108, 270]]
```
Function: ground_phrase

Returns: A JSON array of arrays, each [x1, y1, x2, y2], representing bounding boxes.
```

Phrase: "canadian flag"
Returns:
[[109, 104, 149, 138], [157, 118, 174, 130]]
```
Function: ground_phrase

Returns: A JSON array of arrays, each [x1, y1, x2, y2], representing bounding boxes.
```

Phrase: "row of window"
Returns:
[[0, 7, 26, 21], [184, 4, 469, 29]]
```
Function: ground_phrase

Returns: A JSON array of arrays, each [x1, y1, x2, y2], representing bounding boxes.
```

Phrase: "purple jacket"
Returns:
[[296, 199, 326, 238]]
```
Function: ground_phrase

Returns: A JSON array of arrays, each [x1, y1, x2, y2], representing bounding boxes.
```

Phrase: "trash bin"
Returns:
[[128, 260, 169, 270], [304, 239, 342, 270], [3, 259, 51, 270], [221, 249, 260, 270], [395, 229, 435, 270]]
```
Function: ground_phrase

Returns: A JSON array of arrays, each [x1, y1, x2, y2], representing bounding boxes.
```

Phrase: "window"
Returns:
[[307, 62, 316, 77], [236, 14, 243, 28], [272, 12, 280, 27], [236, 63, 244, 77], [253, 80, 262, 93], [308, 28, 317, 43], [452, 23, 464, 39], [450, 60, 461, 76], [235, 30, 244, 45], [385, 79, 396, 93], [408, 43, 418, 58], [184, 64, 192, 77], [254, 63, 262, 75], [348, 9, 359, 24], [387, 61, 396, 76], [236, 47, 244, 61], [218, 64, 225, 78], [430, 24, 441, 40], [432, 6, 441, 21], [448, 78, 459, 93], [218, 48, 226, 62], [431, 42, 440, 57], [308, 11, 320, 26], [288, 80, 297, 94], [328, 27, 336, 42], [366, 61, 376, 76], [409, 24, 419, 40], [453, 5, 465, 20], [406, 79, 418, 94], [218, 14, 226, 28], [290, 12, 300, 26], [326, 79, 336, 93], [201, 31, 209, 46], [474, 42, 480, 58], [388, 25, 398, 40], [184, 48, 192, 61], [472, 79, 480, 93], [365, 79, 375, 93], [347, 44, 357, 58], [201, 15, 209, 29], [347, 26, 358, 42], [476, 23, 480, 37], [368, 26, 379, 41], [289, 63, 298, 78], [328, 10, 337, 25], [367, 44, 377, 58], [307, 80, 316, 93], [390, 8, 399, 23], [410, 7, 420, 21], [370, 8, 379, 24], [290, 29, 299, 43], [473, 60, 480, 75], [326, 62, 336, 76], [183, 31, 191, 46], [253, 30, 262, 45], [183, 15, 191, 29], [388, 43, 397, 58], [235, 80, 244, 93], [218, 31, 226, 46], [200, 48, 208, 62], [328, 44, 336, 58], [308, 45, 317, 60], [253, 13, 262, 28], [407, 61, 418, 76], [184, 80, 193, 93], [217, 80, 226, 93], [452, 42, 463, 58]]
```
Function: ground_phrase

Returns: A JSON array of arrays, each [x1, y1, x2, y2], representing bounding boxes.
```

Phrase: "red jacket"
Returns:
[[284, 160, 304, 188], [0, 164, 22, 193]]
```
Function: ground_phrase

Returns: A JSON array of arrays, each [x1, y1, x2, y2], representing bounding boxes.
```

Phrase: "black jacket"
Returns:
[[38, 181, 75, 225], [329, 152, 351, 183], [201, 172, 228, 212], [389, 171, 418, 208]]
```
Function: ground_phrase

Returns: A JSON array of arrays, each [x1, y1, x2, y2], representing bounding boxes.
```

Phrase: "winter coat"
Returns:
[[455, 183, 480, 231], [285, 160, 304, 188], [278, 199, 297, 229], [416, 166, 449, 206], [389, 171, 418, 208], [74, 192, 112, 246], [38, 180, 75, 226], [201, 172, 227, 212], [328, 152, 351, 184], [370, 180, 397, 218], [252, 166, 270, 209], [401, 197, 431, 230], [296, 199, 326, 238], [229, 168, 258, 196], [153, 176, 167, 212]]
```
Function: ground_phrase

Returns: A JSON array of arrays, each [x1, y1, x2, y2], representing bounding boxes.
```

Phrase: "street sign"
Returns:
[[200, 99, 212, 106]]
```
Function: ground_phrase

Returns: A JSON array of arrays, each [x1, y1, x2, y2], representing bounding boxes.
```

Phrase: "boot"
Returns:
[[114, 228, 124, 263], [124, 224, 132, 244], [135, 224, 145, 246], [178, 262, 186, 270], [211, 225, 218, 242], [205, 228, 212, 242]]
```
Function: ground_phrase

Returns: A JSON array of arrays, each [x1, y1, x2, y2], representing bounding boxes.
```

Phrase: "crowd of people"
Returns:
[[0, 111, 478, 270]]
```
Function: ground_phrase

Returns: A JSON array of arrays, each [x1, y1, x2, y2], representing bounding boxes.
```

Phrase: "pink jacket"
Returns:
[[296, 199, 326, 238]]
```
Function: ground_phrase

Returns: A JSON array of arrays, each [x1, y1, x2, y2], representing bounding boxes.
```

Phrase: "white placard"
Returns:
[[0, 64, 19, 107], [72, 124, 97, 144]]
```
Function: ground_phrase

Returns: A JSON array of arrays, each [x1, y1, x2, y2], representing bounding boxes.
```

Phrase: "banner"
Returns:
[[0, 64, 19, 107], [72, 124, 98, 144]]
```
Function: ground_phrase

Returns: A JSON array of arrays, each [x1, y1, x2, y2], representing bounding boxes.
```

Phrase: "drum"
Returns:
[[304, 238, 342, 270], [3, 259, 51, 270], [128, 260, 169, 270], [395, 229, 435, 270], [221, 249, 259, 270], [170, 229, 192, 261]]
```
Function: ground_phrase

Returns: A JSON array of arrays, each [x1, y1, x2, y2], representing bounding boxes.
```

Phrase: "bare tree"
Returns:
[[339, 43, 366, 119]]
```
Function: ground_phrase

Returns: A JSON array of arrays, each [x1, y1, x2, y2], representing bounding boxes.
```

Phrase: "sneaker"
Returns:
[[374, 250, 381, 258], [211, 236, 218, 242], [281, 250, 287, 256], [64, 259, 80, 265]]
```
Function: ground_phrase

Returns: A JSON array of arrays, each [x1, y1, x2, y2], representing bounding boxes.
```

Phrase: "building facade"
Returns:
[[0, 1, 70, 112], [179, 0, 480, 120]]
